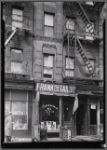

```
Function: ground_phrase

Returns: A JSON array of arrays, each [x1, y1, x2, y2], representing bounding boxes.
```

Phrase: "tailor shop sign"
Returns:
[[36, 83, 75, 93]]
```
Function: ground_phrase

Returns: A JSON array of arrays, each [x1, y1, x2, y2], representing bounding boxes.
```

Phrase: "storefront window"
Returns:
[[5, 90, 28, 130], [12, 102, 28, 130]]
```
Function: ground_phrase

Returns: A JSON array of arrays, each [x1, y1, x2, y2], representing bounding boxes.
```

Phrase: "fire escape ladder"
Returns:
[[74, 2, 95, 37], [76, 38, 95, 78], [5, 28, 19, 47]]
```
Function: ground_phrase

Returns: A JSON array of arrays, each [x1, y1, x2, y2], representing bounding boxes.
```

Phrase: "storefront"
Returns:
[[33, 82, 77, 139]]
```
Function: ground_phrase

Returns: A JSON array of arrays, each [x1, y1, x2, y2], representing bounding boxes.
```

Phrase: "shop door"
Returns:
[[76, 104, 85, 135]]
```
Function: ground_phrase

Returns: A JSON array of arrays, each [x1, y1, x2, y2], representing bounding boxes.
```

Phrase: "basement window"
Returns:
[[43, 54, 54, 79], [11, 49, 23, 74], [12, 8, 23, 30]]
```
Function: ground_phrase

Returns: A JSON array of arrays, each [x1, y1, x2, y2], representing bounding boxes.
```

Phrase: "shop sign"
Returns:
[[36, 83, 75, 93]]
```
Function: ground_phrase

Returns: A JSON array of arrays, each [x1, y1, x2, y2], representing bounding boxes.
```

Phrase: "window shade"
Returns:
[[44, 14, 54, 26], [44, 55, 53, 67], [11, 90, 27, 101], [11, 49, 23, 62], [12, 8, 23, 21]]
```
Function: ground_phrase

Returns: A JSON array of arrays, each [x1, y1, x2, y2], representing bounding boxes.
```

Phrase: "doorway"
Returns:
[[76, 104, 85, 135]]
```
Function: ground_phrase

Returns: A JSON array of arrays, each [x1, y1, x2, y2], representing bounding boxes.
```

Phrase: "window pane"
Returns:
[[11, 62, 23, 74], [44, 26, 53, 37], [66, 58, 74, 69], [44, 55, 53, 67], [44, 68, 53, 78], [44, 14, 54, 26], [65, 70, 74, 77], [66, 19, 75, 30], [11, 90, 27, 101], [13, 115, 27, 130], [11, 49, 23, 62], [12, 21, 23, 30], [12, 102, 26, 115], [12, 9, 23, 21]]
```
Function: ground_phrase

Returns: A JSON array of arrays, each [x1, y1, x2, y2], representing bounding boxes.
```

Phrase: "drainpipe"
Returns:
[[98, 3, 106, 80]]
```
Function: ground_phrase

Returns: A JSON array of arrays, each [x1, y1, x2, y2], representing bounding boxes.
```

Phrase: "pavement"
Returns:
[[10, 135, 103, 142]]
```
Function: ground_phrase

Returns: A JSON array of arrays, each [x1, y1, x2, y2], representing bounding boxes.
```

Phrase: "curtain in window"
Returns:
[[66, 58, 74, 69], [66, 19, 75, 30]]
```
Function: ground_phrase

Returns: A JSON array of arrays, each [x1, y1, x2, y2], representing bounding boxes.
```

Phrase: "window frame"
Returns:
[[12, 7, 23, 30], [10, 48, 23, 74], [5, 90, 28, 130], [65, 56, 75, 77], [44, 12, 55, 37], [43, 53, 54, 79]]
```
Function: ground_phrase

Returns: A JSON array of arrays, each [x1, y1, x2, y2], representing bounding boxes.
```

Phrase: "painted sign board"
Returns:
[[36, 83, 75, 93]]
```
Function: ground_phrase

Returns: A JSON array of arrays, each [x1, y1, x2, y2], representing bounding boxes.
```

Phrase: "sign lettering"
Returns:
[[36, 83, 75, 93]]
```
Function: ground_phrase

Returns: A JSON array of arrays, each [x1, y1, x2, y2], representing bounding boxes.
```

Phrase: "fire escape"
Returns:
[[4, 11, 33, 78], [63, 2, 104, 94]]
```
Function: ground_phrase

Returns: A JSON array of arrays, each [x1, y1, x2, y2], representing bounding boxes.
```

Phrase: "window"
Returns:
[[11, 49, 23, 74], [12, 8, 23, 30], [66, 17, 75, 31], [43, 54, 54, 78], [85, 1, 94, 6], [5, 90, 28, 130], [44, 13, 54, 37], [90, 104, 97, 125], [65, 57, 74, 77]]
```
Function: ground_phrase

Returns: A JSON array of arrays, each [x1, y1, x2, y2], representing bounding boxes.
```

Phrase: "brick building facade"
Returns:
[[3, 1, 105, 141]]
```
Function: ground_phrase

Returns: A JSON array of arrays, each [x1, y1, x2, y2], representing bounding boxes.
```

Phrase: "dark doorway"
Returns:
[[76, 104, 85, 135]]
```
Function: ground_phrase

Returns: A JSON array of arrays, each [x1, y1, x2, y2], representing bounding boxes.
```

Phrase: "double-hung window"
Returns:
[[65, 57, 74, 77], [43, 54, 54, 79], [11, 49, 23, 74], [12, 8, 23, 30], [44, 13, 54, 37]]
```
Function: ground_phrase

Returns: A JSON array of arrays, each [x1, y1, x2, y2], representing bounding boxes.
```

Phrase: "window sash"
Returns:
[[44, 14, 54, 26], [12, 8, 23, 21], [44, 55, 53, 67], [65, 70, 74, 77], [44, 26, 54, 37], [11, 62, 23, 74]]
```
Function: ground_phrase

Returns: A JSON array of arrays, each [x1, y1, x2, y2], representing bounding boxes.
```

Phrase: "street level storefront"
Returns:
[[4, 75, 34, 141], [33, 82, 77, 139], [33, 82, 104, 140]]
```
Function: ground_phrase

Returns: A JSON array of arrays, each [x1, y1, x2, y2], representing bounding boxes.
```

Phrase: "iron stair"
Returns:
[[76, 38, 95, 78], [73, 2, 95, 38]]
